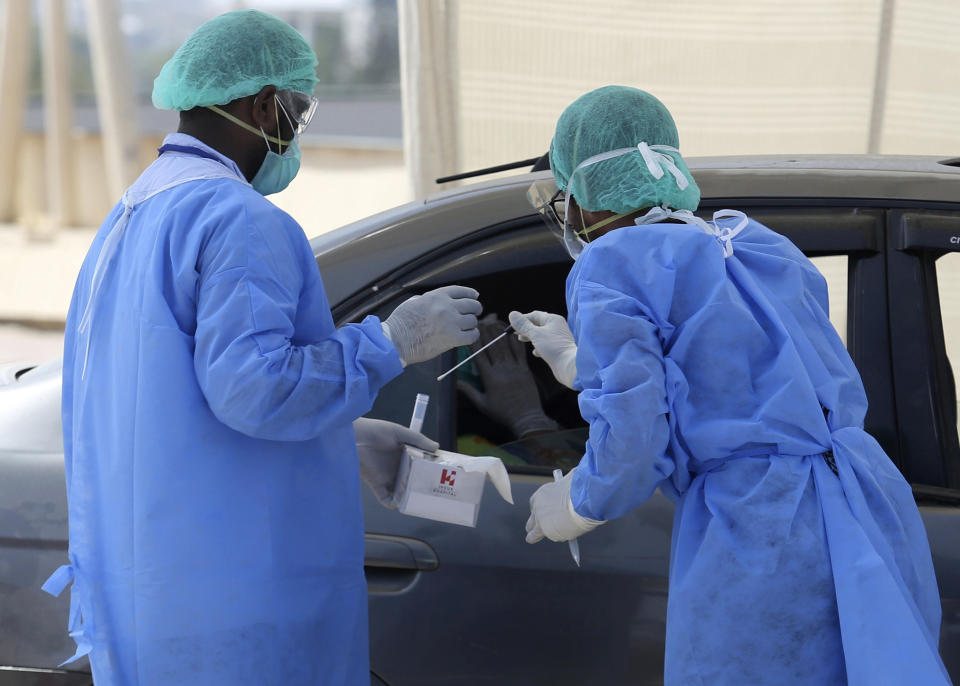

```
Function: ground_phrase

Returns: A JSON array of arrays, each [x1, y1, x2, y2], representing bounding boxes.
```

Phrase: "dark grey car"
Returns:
[[2, 155, 959, 685]]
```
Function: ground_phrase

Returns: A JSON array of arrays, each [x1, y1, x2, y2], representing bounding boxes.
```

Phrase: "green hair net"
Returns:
[[549, 86, 700, 213], [152, 10, 319, 111]]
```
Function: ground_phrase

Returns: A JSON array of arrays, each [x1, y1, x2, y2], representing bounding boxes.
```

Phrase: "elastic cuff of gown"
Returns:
[[360, 315, 403, 375], [567, 471, 604, 527], [567, 496, 604, 528], [570, 468, 606, 525], [379, 320, 405, 367]]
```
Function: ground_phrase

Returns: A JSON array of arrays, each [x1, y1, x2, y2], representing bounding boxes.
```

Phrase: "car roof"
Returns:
[[688, 154, 960, 202], [311, 155, 960, 308]]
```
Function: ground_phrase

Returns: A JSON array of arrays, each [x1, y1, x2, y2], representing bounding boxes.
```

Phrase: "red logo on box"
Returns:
[[440, 469, 457, 486]]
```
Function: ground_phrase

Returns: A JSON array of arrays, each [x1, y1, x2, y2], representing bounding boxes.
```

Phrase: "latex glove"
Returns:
[[508, 310, 578, 389], [383, 286, 482, 366], [526, 469, 603, 543], [458, 315, 559, 438], [354, 417, 438, 508]]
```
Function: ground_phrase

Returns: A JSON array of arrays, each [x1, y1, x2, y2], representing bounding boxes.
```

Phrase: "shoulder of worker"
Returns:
[[167, 178, 316, 281], [567, 224, 693, 322], [574, 221, 714, 288], [173, 176, 303, 236], [722, 212, 795, 247], [724, 213, 816, 268]]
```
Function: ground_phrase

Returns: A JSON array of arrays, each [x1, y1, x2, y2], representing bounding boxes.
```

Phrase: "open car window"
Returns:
[[449, 262, 585, 475]]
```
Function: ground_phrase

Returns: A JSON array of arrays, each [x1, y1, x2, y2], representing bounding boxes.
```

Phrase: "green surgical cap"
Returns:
[[152, 10, 319, 111], [550, 86, 700, 213]]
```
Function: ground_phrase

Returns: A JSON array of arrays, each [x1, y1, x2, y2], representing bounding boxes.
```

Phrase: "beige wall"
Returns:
[[456, 0, 960, 172], [882, 0, 960, 154]]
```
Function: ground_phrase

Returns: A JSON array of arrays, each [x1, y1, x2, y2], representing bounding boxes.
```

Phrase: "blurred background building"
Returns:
[[2, 0, 406, 236], [0, 0, 958, 358]]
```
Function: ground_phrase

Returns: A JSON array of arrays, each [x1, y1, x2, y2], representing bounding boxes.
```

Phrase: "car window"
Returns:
[[888, 209, 960, 487], [808, 255, 848, 345], [935, 252, 960, 443], [450, 263, 585, 475]]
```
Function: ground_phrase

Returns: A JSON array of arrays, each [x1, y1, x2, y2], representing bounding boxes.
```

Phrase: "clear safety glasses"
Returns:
[[276, 90, 319, 136], [207, 91, 313, 149], [526, 180, 566, 242], [527, 179, 591, 259]]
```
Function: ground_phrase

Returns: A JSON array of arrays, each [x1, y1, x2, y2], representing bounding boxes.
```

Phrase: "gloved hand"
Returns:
[[508, 311, 578, 389], [354, 417, 438, 508], [458, 315, 559, 438], [384, 286, 482, 366], [526, 469, 603, 543]]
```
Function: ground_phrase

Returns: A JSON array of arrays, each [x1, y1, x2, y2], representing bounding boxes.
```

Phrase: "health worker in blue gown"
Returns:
[[42, 10, 482, 686], [513, 86, 952, 686]]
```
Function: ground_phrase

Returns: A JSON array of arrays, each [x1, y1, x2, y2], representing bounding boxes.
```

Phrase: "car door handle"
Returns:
[[364, 534, 439, 594], [364, 533, 439, 571]]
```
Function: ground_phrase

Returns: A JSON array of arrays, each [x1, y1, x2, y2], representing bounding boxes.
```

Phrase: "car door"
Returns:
[[729, 204, 959, 683], [340, 205, 893, 686], [885, 208, 960, 683], [340, 221, 673, 686], [0, 360, 93, 683]]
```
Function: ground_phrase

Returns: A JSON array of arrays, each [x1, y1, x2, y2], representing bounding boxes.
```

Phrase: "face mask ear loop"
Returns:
[[577, 208, 637, 239], [207, 101, 291, 148], [274, 97, 283, 155], [257, 123, 272, 154], [248, 95, 275, 154], [275, 96, 298, 152]]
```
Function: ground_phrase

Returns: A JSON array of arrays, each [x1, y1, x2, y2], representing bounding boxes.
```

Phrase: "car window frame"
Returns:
[[888, 208, 960, 493]]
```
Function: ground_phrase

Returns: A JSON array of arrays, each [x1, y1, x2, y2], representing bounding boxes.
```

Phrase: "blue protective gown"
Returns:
[[43, 134, 403, 685], [566, 216, 951, 685]]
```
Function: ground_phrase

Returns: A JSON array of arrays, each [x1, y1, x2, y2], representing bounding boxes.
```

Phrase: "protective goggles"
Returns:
[[208, 91, 315, 150], [527, 142, 690, 259], [276, 90, 318, 137], [526, 180, 566, 243], [527, 179, 629, 259]]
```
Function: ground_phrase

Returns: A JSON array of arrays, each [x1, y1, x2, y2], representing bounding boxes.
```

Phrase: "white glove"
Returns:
[[525, 469, 603, 543], [458, 315, 559, 438], [354, 417, 438, 508], [508, 310, 578, 389], [383, 286, 482, 366]]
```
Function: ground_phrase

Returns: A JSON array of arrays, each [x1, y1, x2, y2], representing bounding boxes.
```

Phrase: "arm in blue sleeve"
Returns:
[[193, 205, 403, 441], [570, 279, 674, 521], [804, 262, 830, 317]]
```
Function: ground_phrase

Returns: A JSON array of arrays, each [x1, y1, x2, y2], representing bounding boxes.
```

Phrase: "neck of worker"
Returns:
[[177, 118, 265, 183]]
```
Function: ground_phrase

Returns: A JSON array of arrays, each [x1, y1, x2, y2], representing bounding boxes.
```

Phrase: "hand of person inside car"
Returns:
[[458, 315, 559, 438]]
